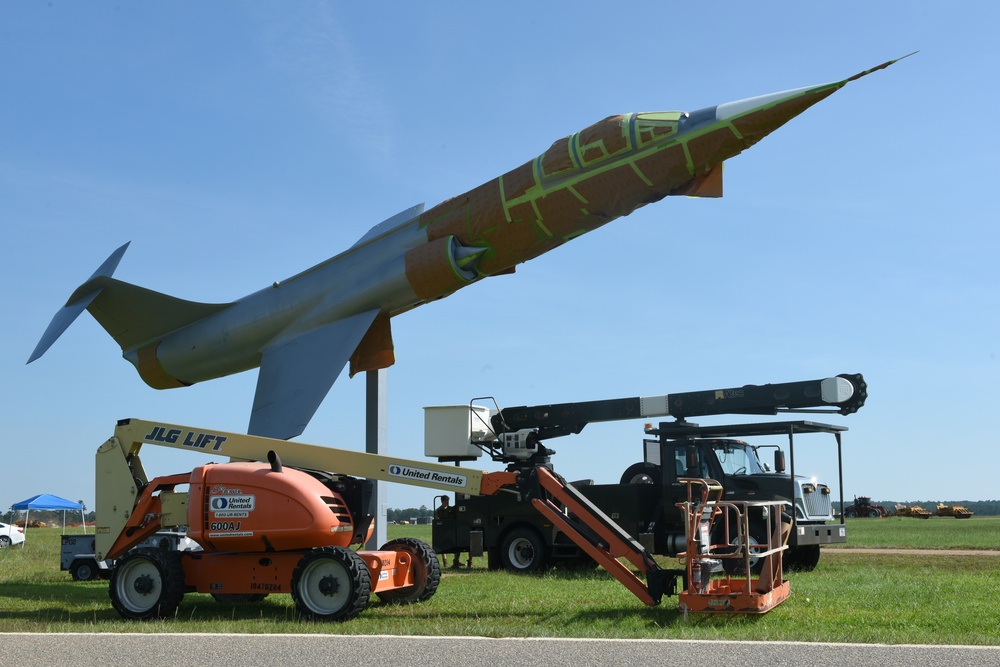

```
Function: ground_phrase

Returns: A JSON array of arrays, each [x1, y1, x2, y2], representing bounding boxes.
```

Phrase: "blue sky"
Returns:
[[2, 2, 997, 514]]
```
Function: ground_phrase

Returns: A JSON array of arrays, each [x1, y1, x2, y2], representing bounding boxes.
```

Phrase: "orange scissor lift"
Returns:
[[677, 478, 791, 614]]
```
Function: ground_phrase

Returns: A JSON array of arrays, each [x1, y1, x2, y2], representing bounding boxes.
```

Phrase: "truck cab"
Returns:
[[610, 423, 844, 572]]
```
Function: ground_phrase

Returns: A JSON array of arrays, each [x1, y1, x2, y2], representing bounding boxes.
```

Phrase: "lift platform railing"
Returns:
[[676, 478, 791, 614]]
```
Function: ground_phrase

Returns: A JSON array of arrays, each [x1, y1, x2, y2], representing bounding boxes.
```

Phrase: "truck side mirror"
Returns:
[[774, 450, 786, 474]]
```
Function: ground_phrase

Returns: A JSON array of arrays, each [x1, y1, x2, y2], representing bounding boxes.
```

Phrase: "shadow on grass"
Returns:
[[566, 603, 770, 629]]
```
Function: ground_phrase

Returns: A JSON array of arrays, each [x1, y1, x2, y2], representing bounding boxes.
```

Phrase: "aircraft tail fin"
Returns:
[[28, 243, 231, 363]]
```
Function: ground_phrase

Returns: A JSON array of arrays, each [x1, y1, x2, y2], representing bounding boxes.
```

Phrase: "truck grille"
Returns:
[[801, 484, 833, 519]]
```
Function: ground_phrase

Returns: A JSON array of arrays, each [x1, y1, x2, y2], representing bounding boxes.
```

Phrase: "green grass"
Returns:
[[831, 515, 1000, 550], [1, 523, 998, 644]]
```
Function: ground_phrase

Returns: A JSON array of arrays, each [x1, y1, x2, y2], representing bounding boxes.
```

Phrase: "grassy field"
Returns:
[[1, 520, 998, 644], [829, 514, 1000, 550]]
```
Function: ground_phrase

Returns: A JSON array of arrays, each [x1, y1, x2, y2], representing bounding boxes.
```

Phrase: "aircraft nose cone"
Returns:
[[716, 83, 841, 147], [677, 81, 844, 173]]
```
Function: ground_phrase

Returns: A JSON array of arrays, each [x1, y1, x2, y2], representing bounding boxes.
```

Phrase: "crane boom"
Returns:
[[492, 373, 866, 440]]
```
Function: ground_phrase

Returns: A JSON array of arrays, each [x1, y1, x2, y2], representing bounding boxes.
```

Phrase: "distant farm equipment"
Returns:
[[894, 504, 932, 519], [843, 496, 891, 518], [936, 503, 974, 519]]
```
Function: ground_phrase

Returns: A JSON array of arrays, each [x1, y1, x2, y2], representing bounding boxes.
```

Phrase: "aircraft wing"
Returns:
[[248, 309, 381, 440]]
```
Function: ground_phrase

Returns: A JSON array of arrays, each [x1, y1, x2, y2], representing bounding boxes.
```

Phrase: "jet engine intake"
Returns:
[[404, 235, 486, 301]]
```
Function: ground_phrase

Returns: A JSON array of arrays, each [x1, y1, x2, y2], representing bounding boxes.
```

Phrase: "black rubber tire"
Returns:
[[0, 535, 12, 548], [500, 527, 548, 573], [109, 548, 185, 620], [786, 545, 821, 572], [210, 593, 268, 604], [70, 559, 100, 582], [844, 509, 858, 518], [486, 547, 502, 571], [291, 547, 371, 621], [376, 537, 441, 605], [619, 462, 661, 486], [867, 509, 881, 518]]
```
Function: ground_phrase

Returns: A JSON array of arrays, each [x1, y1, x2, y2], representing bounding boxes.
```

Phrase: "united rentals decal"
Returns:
[[210, 494, 255, 518], [387, 464, 467, 487]]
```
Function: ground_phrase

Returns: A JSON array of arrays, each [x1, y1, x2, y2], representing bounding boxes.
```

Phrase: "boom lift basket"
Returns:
[[677, 478, 791, 614]]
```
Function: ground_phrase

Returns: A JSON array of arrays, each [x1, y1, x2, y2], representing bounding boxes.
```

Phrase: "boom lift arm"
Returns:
[[96, 418, 517, 560]]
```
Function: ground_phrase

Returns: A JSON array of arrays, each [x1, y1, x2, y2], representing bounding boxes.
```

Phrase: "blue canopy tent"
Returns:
[[9, 494, 86, 542]]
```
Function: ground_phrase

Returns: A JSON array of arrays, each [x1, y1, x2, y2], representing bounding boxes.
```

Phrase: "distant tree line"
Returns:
[[386, 506, 434, 522], [840, 500, 1000, 516]]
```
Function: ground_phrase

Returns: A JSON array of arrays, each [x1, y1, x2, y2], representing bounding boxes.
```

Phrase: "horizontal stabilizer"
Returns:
[[27, 289, 103, 364], [249, 309, 381, 440], [28, 242, 130, 363]]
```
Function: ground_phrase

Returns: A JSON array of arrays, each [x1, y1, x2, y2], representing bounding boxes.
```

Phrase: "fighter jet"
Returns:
[[28, 56, 908, 440]]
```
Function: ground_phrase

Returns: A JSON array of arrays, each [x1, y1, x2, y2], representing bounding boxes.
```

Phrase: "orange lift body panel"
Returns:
[[186, 462, 355, 553], [180, 549, 415, 597]]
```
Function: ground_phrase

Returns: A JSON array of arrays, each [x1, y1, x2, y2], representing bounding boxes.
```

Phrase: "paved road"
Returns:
[[2, 633, 997, 667]]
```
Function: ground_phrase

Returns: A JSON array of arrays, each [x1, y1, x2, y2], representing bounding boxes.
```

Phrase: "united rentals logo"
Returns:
[[387, 464, 467, 487], [210, 494, 255, 518]]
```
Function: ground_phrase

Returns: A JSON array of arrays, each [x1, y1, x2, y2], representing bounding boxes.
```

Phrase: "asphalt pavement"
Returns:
[[2, 634, 997, 667]]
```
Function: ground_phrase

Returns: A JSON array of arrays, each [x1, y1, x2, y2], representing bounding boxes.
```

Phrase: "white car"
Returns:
[[0, 522, 26, 548]]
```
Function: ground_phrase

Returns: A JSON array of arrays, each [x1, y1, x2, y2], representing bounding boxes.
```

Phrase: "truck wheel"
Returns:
[[620, 462, 661, 486], [721, 529, 766, 576], [376, 537, 441, 605], [867, 508, 881, 518], [211, 594, 268, 604], [500, 527, 548, 573], [109, 548, 185, 620], [70, 559, 99, 581], [844, 509, 858, 518], [292, 546, 371, 621]]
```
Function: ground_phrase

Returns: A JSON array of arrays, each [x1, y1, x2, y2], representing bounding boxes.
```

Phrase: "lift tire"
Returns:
[[291, 546, 371, 622], [500, 527, 549, 573], [376, 537, 441, 605], [487, 547, 502, 571], [109, 548, 185, 620], [619, 462, 661, 486], [785, 545, 821, 572], [211, 593, 269, 604], [70, 559, 100, 582]]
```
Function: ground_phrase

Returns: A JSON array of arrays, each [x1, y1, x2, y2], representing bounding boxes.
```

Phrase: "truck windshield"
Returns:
[[710, 441, 766, 476]]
